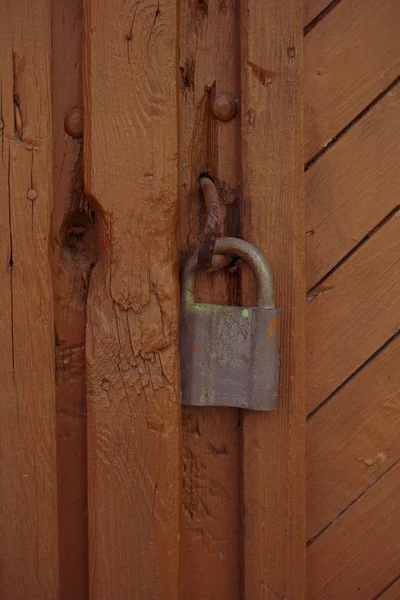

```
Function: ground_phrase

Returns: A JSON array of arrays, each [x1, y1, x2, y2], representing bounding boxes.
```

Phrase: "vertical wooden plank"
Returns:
[[51, 0, 89, 597], [240, 1, 305, 598], [179, 1, 242, 598], [0, 1, 59, 597], [83, 1, 180, 598]]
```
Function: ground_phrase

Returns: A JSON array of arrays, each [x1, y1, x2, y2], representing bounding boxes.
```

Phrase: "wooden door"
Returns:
[[304, 1, 400, 598], [0, 1, 305, 599]]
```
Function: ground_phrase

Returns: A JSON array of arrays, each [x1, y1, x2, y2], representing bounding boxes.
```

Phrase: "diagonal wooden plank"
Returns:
[[307, 214, 400, 413], [304, 0, 400, 162], [307, 461, 400, 600], [178, 1, 242, 596], [378, 577, 400, 600], [307, 333, 400, 540], [306, 83, 400, 290], [240, 0, 306, 598], [303, 0, 334, 27], [0, 1, 59, 596], [83, 1, 181, 597]]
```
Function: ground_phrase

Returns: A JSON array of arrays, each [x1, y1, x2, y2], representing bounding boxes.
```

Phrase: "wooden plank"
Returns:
[[83, 1, 181, 597], [307, 333, 400, 540], [304, 0, 400, 162], [178, 1, 241, 598], [51, 0, 88, 597], [303, 0, 332, 27], [307, 461, 400, 600], [0, 1, 59, 596], [306, 83, 400, 289], [307, 214, 400, 413], [378, 577, 400, 600], [240, 1, 306, 598]]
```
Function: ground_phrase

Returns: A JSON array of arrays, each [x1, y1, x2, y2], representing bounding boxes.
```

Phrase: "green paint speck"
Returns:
[[242, 309, 249, 318]]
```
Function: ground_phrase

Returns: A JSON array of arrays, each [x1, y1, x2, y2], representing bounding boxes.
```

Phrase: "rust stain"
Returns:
[[248, 61, 276, 86], [266, 316, 279, 340], [193, 344, 198, 353]]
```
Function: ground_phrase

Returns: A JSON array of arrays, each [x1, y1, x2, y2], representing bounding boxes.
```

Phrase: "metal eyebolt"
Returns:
[[197, 176, 222, 269]]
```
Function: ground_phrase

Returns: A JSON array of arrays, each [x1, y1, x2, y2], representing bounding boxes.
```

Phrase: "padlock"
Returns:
[[180, 237, 280, 411]]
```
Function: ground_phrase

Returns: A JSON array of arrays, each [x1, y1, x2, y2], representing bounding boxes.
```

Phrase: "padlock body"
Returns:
[[180, 303, 280, 411]]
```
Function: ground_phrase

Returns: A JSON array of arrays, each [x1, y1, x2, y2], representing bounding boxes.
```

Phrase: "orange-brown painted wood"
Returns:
[[307, 214, 400, 413], [240, 0, 306, 598], [307, 333, 400, 540], [83, 1, 181, 597], [306, 83, 400, 290], [304, 0, 400, 162], [379, 578, 400, 600], [303, 0, 332, 26], [51, 0, 89, 596], [0, 0, 59, 596], [307, 461, 400, 599], [178, 1, 242, 597]]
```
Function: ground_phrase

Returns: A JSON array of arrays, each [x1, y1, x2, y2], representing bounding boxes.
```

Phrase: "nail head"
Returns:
[[211, 93, 238, 122], [64, 107, 83, 138]]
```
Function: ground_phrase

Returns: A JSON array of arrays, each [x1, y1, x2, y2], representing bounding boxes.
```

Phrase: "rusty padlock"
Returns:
[[180, 237, 280, 411]]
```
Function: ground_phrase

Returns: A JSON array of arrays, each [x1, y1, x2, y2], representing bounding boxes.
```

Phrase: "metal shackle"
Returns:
[[181, 237, 275, 309]]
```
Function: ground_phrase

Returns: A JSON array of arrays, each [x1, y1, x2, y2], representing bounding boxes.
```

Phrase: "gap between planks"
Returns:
[[303, 0, 342, 34], [307, 457, 400, 546], [305, 79, 400, 289], [304, 0, 400, 162], [306, 210, 400, 412], [307, 460, 400, 599], [375, 574, 400, 599], [305, 75, 400, 172]]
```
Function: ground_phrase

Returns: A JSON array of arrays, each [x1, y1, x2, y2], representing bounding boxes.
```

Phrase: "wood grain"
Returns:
[[307, 333, 400, 540], [307, 461, 400, 600], [84, 1, 181, 597], [378, 577, 400, 600], [306, 83, 400, 289], [0, 0, 59, 596], [307, 213, 400, 413], [240, 0, 306, 598], [51, 0, 89, 597], [303, 0, 332, 27], [304, 0, 400, 162], [178, 1, 241, 597]]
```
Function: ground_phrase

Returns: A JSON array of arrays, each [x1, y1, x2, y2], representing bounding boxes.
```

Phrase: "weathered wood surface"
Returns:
[[51, 0, 89, 597], [378, 578, 400, 600], [178, 1, 242, 597], [240, 0, 306, 598], [303, 0, 332, 26], [0, 0, 59, 596], [307, 214, 400, 413], [308, 461, 400, 600], [304, 0, 400, 161], [83, 1, 181, 597], [307, 333, 400, 540], [306, 83, 400, 289], [304, 2, 400, 598]]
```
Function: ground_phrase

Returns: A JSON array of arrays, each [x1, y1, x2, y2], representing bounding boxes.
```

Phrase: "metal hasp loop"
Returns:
[[197, 176, 222, 269], [182, 236, 275, 308], [180, 236, 280, 411]]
